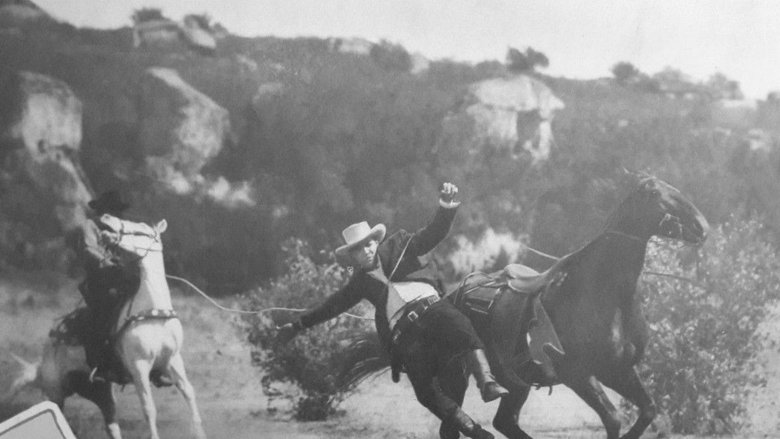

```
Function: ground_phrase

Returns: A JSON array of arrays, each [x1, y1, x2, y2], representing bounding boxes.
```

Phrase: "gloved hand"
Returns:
[[276, 320, 303, 344], [439, 182, 460, 207]]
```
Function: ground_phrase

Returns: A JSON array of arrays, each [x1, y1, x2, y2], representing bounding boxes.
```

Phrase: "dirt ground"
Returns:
[[0, 271, 776, 439]]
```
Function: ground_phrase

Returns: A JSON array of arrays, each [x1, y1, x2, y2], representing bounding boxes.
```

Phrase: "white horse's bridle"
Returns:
[[104, 221, 163, 263]]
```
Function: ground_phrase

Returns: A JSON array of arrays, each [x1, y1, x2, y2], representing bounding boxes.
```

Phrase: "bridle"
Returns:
[[605, 212, 690, 244], [104, 221, 163, 264]]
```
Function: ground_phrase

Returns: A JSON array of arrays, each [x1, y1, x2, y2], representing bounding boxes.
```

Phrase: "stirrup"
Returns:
[[480, 381, 509, 402], [89, 367, 106, 384]]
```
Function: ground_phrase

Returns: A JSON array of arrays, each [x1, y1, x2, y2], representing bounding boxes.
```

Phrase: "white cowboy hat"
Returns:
[[334, 221, 386, 259]]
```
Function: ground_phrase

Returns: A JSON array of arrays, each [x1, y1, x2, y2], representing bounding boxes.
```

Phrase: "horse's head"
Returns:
[[609, 175, 709, 244], [99, 214, 167, 261]]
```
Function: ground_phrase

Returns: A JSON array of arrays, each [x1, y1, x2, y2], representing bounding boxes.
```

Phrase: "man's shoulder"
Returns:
[[379, 229, 411, 249]]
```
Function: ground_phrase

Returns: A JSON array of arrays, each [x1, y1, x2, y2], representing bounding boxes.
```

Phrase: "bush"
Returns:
[[243, 239, 374, 420], [638, 217, 780, 434]]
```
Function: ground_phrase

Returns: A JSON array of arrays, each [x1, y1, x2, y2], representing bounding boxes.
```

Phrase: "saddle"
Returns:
[[448, 264, 565, 371]]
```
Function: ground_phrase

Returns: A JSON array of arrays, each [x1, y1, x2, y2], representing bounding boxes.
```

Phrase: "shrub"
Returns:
[[243, 238, 374, 420], [637, 217, 780, 434]]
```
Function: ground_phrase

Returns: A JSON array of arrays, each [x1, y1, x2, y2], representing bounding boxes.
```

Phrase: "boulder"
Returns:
[[137, 67, 248, 206], [180, 15, 216, 55], [441, 74, 564, 164], [0, 70, 91, 233], [132, 19, 181, 49]]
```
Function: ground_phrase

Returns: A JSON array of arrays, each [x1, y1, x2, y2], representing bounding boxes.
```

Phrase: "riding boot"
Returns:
[[446, 409, 494, 439], [89, 342, 115, 383], [466, 349, 509, 402]]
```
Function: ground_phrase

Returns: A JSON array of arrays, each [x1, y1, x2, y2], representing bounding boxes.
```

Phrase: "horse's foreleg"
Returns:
[[601, 368, 656, 439], [493, 387, 532, 439], [129, 360, 160, 439], [70, 373, 122, 439], [93, 382, 122, 439], [437, 359, 470, 439], [167, 353, 206, 439], [567, 375, 621, 439]]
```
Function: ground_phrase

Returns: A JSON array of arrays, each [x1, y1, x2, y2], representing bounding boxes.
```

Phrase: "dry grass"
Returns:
[[1, 270, 773, 438]]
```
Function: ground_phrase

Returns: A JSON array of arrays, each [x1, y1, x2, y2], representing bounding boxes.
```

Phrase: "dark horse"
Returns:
[[439, 174, 709, 439]]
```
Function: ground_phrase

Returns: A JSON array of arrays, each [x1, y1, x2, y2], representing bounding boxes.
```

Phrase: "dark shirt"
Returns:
[[300, 204, 458, 348]]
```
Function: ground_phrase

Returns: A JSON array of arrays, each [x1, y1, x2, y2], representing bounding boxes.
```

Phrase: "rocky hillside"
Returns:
[[1, 3, 779, 291]]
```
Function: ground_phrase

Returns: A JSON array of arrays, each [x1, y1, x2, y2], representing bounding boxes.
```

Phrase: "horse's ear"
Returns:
[[155, 219, 168, 233]]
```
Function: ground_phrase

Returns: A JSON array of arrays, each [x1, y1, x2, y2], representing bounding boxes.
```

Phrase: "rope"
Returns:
[[165, 275, 374, 320], [641, 270, 706, 289], [522, 243, 560, 261], [520, 243, 704, 287]]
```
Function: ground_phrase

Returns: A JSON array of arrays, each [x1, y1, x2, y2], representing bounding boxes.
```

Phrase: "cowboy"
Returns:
[[71, 190, 139, 382], [277, 182, 507, 439]]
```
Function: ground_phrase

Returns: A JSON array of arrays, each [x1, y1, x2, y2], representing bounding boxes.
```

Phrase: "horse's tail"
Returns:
[[3, 352, 41, 401], [338, 331, 391, 392]]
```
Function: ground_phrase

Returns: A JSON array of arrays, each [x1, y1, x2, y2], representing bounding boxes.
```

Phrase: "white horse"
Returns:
[[99, 214, 206, 439], [6, 215, 206, 439]]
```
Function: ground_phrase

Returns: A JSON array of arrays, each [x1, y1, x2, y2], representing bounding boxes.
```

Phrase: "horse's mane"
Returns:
[[539, 174, 651, 302]]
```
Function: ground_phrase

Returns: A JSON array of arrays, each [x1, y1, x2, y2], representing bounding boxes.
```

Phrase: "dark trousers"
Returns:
[[78, 265, 136, 369], [398, 300, 484, 420]]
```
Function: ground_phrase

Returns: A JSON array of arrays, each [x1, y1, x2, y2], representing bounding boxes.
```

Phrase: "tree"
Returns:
[[706, 72, 743, 100], [370, 40, 412, 72], [131, 7, 166, 24], [506, 46, 549, 73], [612, 61, 640, 84]]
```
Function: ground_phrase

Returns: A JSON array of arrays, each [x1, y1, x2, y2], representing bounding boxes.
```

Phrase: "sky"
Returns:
[[34, 0, 780, 99]]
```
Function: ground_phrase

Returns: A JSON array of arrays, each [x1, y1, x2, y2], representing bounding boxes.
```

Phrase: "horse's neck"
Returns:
[[132, 251, 172, 310], [586, 233, 648, 293]]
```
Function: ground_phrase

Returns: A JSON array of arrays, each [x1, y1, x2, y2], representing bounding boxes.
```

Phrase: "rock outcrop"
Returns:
[[132, 19, 181, 49], [0, 70, 92, 233], [440, 74, 564, 164], [180, 15, 216, 55], [137, 67, 252, 206], [327, 37, 374, 55]]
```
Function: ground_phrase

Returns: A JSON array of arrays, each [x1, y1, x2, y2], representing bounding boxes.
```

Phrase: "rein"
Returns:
[[105, 223, 162, 264]]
